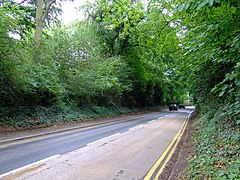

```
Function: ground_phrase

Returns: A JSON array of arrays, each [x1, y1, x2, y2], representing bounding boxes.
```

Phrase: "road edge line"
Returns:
[[129, 124, 144, 131], [0, 154, 61, 179], [143, 120, 186, 180], [87, 133, 121, 146], [155, 118, 188, 178], [154, 110, 194, 179]]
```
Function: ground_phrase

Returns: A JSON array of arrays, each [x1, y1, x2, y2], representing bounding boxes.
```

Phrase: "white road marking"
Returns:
[[0, 154, 60, 179], [187, 110, 195, 119], [87, 133, 121, 146], [148, 120, 156, 124], [164, 115, 169, 117], [129, 124, 144, 131]]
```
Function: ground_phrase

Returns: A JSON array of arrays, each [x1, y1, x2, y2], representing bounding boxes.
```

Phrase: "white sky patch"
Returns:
[[61, 0, 93, 24], [14, 0, 90, 24], [61, 0, 148, 24]]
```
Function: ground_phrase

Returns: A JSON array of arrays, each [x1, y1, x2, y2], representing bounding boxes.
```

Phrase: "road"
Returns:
[[0, 109, 192, 179]]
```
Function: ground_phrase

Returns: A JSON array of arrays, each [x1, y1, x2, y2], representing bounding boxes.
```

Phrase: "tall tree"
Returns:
[[83, 0, 186, 106], [35, 0, 55, 47]]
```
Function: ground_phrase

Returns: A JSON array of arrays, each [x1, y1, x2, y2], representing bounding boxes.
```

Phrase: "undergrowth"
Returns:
[[188, 106, 240, 179], [0, 105, 163, 130]]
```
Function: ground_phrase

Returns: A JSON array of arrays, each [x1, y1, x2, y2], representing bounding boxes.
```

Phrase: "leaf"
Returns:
[[208, 0, 214, 7], [196, 1, 208, 10], [178, 4, 185, 12], [185, 3, 190, 10], [236, 120, 240, 125], [219, 90, 225, 97], [211, 86, 218, 93]]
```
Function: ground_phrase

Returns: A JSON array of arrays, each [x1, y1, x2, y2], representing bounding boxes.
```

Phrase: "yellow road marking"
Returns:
[[144, 119, 188, 180], [155, 119, 188, 178]]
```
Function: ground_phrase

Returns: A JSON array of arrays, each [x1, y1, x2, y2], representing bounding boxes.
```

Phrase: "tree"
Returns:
[[172, 1, 240, 178], [46, 21, 132, 106], [0, 0, 64, 58], [83, 0, 188, 106], [174, 0, 239, 111], [35, 0, 55, 47]]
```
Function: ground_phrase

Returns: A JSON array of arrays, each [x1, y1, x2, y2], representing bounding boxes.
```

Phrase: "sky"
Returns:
[[9, 0, 91, 39], [13, 0, 88, 24], [61, 0, 92, 24]]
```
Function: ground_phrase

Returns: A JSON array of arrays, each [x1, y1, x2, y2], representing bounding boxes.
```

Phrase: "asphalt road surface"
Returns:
[[0, 109, 192, 179]]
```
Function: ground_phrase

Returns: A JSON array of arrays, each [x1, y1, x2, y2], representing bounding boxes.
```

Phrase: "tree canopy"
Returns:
[[0, 0, 189, 107], [1, 0, 238, 109]]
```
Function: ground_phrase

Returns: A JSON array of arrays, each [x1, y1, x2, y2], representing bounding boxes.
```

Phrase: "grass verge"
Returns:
[[186, 110, 240, 179], [0, 105, 163, 130]]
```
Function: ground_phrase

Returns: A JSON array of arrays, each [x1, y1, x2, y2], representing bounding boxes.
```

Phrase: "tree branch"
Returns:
[[43, 0, 56, 21], [19, 0, 28, 5]]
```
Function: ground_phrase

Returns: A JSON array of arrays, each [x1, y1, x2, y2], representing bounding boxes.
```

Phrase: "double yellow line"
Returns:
[[144, 117, 189, 180]]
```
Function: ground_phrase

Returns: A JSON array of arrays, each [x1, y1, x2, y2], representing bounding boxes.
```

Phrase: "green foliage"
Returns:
[[1, 0, 189, 109], [0, 105, 139, 129], [188, 109, 240, 179], [0, 1, 35, 36], [177, 0, 239, 116], [85, 0, 187, 106], [0, 4, 32, 105], [96, 0, 145, 38], [47, 21, 133, 105], [174, 0, 240, 178]]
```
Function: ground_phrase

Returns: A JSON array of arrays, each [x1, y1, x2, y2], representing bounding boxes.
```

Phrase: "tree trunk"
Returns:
[[35, 0, 44, 49], [34, 0, 56, 62]]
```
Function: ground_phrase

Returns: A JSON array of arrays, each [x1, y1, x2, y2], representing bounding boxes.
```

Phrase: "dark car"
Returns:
[[179, 104, 185, 109], [169, 104, 178, 111]]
